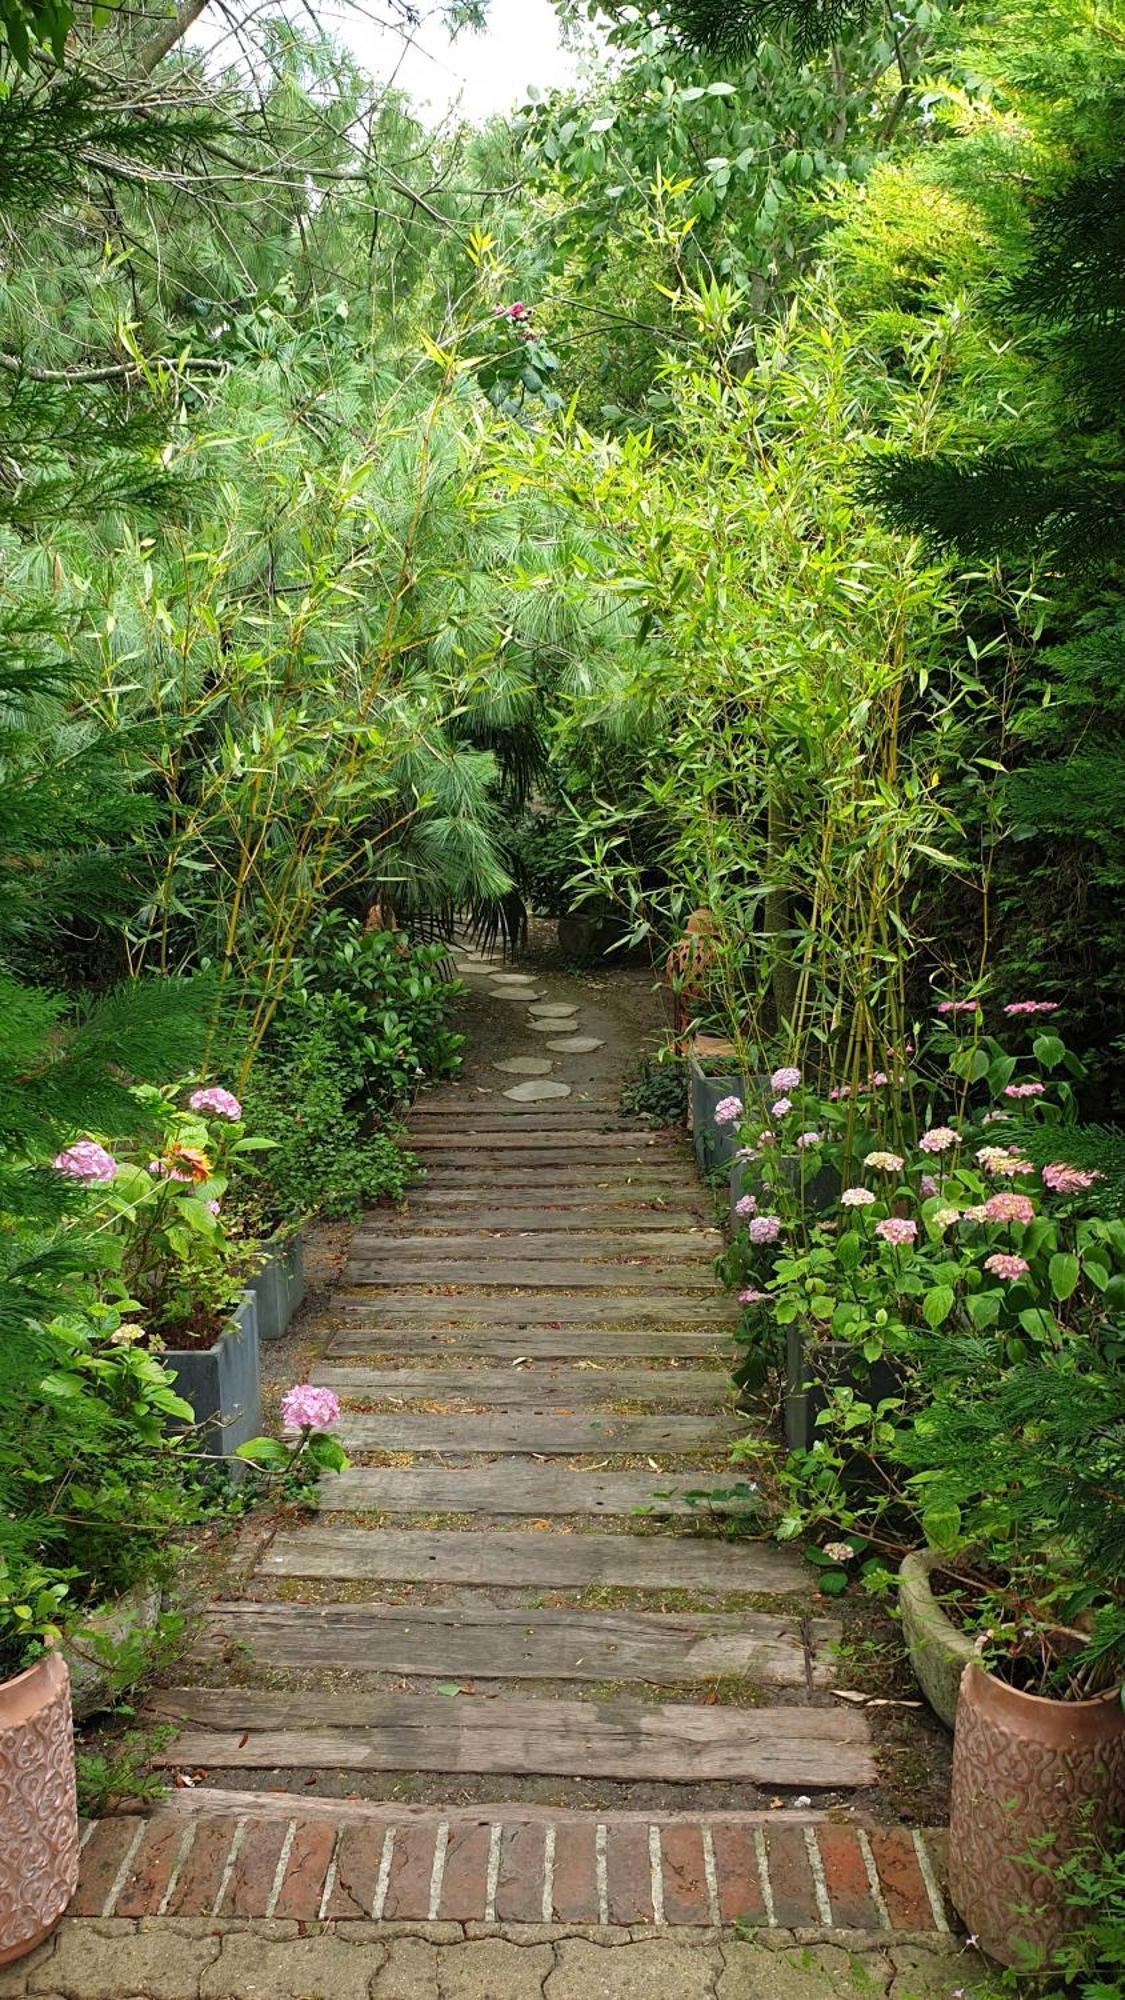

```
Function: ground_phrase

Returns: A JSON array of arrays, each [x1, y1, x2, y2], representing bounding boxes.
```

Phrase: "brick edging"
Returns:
[[73, 1814, 953, 1934]]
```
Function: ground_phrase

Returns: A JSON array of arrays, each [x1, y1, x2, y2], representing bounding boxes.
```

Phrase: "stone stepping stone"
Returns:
[[525, 1017, 577, 1032], [490, 973, 539, 987], [545, 1035, 604, 1054], [493, 1056, 555, 1076], [503, 1079, 572, 1102], [528, 1004, 579, 1020], [490, 988, 544, 1002]]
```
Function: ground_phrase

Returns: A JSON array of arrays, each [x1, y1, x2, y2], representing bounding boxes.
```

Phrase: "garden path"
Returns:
[[107, 947, 965, 1938]]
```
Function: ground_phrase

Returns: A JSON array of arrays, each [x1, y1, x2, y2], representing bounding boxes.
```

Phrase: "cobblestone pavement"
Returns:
[[0, 1917, 987, 2000]]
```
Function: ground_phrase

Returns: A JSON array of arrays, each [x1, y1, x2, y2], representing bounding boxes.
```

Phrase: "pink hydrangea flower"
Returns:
[[281, 1384, 341, 1434], [984, 1252, 1030, 1281], [1004, 1082, 1045, 1100], [840, 1187, 876, 1207], [770, 1066, 801, 1092], [931, 1205, 962, 1230], [748, 1215, 781, 1244], [738, 1287, 769, 1305], [795, 1131, 821, 1150], [189, 1086, 243, 1122], [977, 1147, 1034, 1177], [1041, 1162, 1102, 1194], [770, 1097, 792, 1119], [207, 1199, 221, 1216], [735, 1146, 759, 1164], [875, 1217, 917, 1247], [735, 1194, 758, 1218], [53, 1139, 117, 1184], [865, 1151, 905, 1172], [828, 1084, 851, 1102], [1003, 1001, 1059, 1017], [920, 1174, 938, 1198], [919, 1127, 958, 1154], [937, 999, 980, 1016], [713, 1095, 743, 1127], [982, 1192, 1035, 1225]]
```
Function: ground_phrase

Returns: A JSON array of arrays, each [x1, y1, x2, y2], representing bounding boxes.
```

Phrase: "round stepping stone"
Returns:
[[544, 1035, 605, 1053], [493, 1056, 555, 1076], [490, 973, 538, 987], [490, 987, 544, 1002], [503, 1079, 573, 1102], [525, 1017, 574, 1032], [527, 1003, 579, 1019]]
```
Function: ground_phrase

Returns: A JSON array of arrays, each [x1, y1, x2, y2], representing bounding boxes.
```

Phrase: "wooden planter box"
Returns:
[[162, 1291, 261, 1479], [247, 1228, 306, 1341]]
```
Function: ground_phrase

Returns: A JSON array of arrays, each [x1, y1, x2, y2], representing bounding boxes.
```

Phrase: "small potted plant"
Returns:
[[0, 1567, 79, 1965]]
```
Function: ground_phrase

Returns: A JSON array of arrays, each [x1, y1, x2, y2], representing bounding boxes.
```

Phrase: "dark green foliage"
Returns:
[[643, 0, 872, 59], [287, 915, 463, 1113], [1008, 1121, 1125, 1224], [619, 1052, 689, 1125], [232, 1022, 416, 1230]]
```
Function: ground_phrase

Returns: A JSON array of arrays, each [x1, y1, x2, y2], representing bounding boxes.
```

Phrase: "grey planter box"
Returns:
[[162, 1291, 261, 1480], [248, 1228, 306, 1341], [728, 1154, 840, 1232], [689, 1061, 767, 1175], [784, 1322, 900, 1457]]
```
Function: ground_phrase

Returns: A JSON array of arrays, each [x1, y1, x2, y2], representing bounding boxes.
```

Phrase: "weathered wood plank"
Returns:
[[412, 1169, 695, 1189], [341, 1265, 718, 1290], [195, 1603, 830, 1687], [259, 1526, 801, 1593], [335, 1410, 735, 1455], [151, 1688, 876, 1786], [138, 1788, 841, 1828], [318, 1465, 753, 1516], [311, 1366, 732, 1407], [332, 1295, 731, 1324], [407, 1132, 684, 1152], [327, 1331, 729, 1359], [398, 1206, 712, 1230], [351, 1232, 722, 1260], [407, 1110, 640, 1128]]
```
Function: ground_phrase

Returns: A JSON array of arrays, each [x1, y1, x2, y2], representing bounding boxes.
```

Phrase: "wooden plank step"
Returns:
[[353, 1232, 721, 1259], [318, 1465, 755, 1515], [407, 1132, 684, 1152], [195, 1603, 832, 1687], [327, 1331, 729, 1359], [335, 1411, 735, 1455], [151, 1688, 876, 1787], [398, 1206, 712, 1229], [412, 1169, 695, 1189], [332, 1296, 730, 1324], [407, 1110, 645, 1128], [260, 1526, 801, 1592], [341, 1265, 717, 1290], [311, 1366, 733, 1407]]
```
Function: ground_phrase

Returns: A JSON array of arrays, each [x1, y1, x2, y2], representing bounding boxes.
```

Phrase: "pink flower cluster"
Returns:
[[1003, 1001, 1059, 1017], [281, 1384, 341, 1434], [918, 1126, 958, 1154], [1041, 1162, 1102, 1194], [937, 999, 979, 1016], [875, 1217, 917, 1247], [713, 1096, 743, 1127], [984, 1253, 1030, 1281], [53, 1140, 117, 1184], [770, 1066, 801, 1092], [770, 1097, 792, 1119], [747, 1215, 781, 1245], [1004, 1081, 1045, 1100], [495, 300, 532, 322], [738, 1287, 769, 1305], [980, 1191, 1035, 1225], [840, 1187, 876, 1208], [977, 1147, 1034, 1177], [865, 1151, 905, 1173], [735, 1194, 758, 1218], [795, 1130, 821, 1150], [189, 1086, 242, 1122]]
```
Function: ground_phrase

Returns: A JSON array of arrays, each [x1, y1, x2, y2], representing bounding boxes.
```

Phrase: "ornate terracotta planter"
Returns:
[[0, 1652, 79, 1964], [949, 1659, 1125, 1966]]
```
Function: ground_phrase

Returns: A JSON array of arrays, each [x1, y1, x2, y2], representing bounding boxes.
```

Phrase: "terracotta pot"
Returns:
[[949, 1659, 1125, 1966], [0, 1652, 79, 1964]]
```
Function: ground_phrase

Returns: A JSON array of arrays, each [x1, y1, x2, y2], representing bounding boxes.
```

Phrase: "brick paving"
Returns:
[[71, 1813, 953, 1934]]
